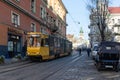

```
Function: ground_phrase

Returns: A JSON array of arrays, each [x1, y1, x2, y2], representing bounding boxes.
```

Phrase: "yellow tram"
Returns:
[[27, 32, 72, 61]]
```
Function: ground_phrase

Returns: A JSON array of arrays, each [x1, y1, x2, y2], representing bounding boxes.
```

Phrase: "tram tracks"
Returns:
[[0, 53, 81, 78], [38, 54, 81, 80]]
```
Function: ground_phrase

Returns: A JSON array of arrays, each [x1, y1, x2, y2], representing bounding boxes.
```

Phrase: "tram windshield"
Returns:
[[27, 34, 41, 47]]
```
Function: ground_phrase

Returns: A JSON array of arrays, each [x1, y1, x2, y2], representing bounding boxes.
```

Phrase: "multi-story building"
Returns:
[[107, 7, 120, 42], [0, 0, 67, 58], [47, 0, 68, 38]]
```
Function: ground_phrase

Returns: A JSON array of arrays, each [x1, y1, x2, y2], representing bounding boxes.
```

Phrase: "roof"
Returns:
[[108, 7, 120, 13]]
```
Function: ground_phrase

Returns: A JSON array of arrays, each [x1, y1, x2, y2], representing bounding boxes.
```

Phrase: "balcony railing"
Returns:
[[50, 23, 59, 33]]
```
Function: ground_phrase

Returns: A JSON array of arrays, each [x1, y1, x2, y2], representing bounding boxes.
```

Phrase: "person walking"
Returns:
[[87, 48, 91, 57], [78, 48, 81, 56]]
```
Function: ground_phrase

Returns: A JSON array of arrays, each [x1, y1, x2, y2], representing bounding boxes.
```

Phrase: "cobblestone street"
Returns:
[[0, 51, 119, 80], [46, 51, 120, 80], [59, 52, 120, 80]]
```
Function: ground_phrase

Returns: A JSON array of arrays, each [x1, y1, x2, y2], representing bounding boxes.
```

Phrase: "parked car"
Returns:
[[95, 41, 120, 72], [91, 46, 99, 60]]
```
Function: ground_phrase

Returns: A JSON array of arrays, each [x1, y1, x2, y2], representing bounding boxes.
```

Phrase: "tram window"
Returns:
[[36, 38, 40, 47], [28, 37, 41, 47], [29, 37, 34, 46], [45, 38, 49, 46]]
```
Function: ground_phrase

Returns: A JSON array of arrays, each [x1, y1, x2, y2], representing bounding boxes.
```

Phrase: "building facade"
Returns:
[[67, 28, 88, 49], [108, 7, 120, 42], [47, 0, 68, 38], [0, 0, 67, 58]]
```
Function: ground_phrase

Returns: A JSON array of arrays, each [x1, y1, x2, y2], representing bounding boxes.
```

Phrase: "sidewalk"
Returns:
[[4, 58, 21, 64], [0, 57, 28, 66]]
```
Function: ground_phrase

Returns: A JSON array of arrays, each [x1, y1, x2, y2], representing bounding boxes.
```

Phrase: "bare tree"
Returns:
[[87, 0, 112, 42]]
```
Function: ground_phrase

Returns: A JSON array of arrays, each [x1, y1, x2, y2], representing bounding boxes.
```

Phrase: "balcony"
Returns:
[[43, 0, 48, 5], [50, 24, 59, 33]]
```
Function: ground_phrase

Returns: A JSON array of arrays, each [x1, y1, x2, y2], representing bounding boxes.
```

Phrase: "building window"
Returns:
[[40, 6, 46, 19], [11, 12, 20, 27], [31, 23, 36, 32], [118, 19, 120, 24], [41, 27, 47, 34], [15, 0, 20, 2], [31, 0, 36, 13], [117, 27, 120, 32], [112, 19, 115, 24]]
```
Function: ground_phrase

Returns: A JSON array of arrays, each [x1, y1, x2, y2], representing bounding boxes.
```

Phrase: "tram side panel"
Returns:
[[67, 41, 72, 55], [59, 38, 64, 57], [49, 35, 55, 57], [64, 40, 72, 55], [56, 37, 61, 57]]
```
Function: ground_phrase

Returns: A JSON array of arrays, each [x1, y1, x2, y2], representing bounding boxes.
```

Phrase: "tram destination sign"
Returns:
[[30, 34, 40, 37]]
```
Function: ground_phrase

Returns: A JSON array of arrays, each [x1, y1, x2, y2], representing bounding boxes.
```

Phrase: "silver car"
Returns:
[[91, 46, 99, 59]]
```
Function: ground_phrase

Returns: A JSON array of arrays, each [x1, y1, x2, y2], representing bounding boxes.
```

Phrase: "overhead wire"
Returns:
[[66, 0, 90, 34]]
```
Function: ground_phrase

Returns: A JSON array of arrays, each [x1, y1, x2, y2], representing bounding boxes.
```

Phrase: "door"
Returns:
[[8, 35, 21, 58]]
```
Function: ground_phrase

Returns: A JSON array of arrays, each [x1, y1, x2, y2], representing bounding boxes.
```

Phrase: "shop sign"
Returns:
[[8, 27, 24, 35]]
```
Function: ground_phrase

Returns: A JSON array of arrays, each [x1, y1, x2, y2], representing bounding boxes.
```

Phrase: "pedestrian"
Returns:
[[22, 40, 27, 56], [87, 48, 91, 57], [78, 48, 81, 56]]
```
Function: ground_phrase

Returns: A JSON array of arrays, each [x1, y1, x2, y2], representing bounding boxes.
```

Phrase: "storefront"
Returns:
[[8, 34, 21, 58], [8, 27, 24, 58]]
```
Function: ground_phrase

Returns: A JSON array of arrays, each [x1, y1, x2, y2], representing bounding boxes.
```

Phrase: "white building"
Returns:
[[108, 7, 120, 42]]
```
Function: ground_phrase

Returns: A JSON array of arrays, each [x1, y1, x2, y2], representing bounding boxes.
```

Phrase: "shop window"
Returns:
[[17, 42, 21, 52], [8, 41, 13, 51]]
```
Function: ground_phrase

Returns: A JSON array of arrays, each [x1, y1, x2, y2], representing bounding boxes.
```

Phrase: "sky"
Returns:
[[62, 0, 120, 40]]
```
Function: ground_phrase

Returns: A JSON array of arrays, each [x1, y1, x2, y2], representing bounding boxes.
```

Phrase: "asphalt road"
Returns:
[[0, 50, 119, 80]]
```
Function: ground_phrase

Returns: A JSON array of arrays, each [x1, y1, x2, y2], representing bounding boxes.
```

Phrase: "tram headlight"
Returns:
[[27, 53, 30, 55]]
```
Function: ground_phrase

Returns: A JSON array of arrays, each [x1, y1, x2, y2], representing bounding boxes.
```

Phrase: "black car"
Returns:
[[95, 41, 120, 72]]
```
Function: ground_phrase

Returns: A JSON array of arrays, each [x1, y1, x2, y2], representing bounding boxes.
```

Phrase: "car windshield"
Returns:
[[93, 46, 98, 51]]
